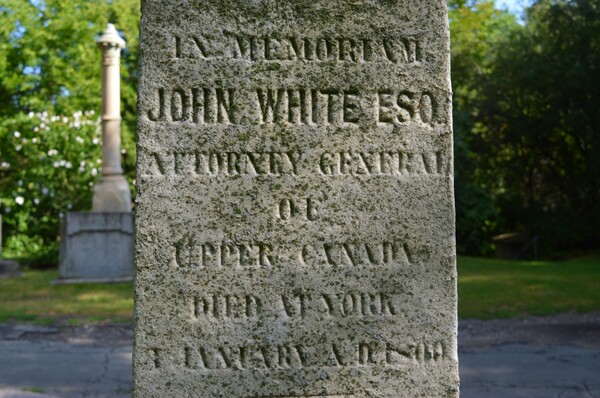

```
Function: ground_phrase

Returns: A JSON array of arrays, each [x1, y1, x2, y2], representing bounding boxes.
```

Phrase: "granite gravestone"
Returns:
[[135, 1, 458, 397]]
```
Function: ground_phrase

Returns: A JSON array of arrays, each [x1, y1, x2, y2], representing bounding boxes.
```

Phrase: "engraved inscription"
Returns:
[[255, 88, 361, 125], [173, 240, 273, 269], [192, 294, 262, 319], [136, 0, 457, 395], [145, 151, 300, 177], [171, 239, 417, 269], [276, 198, 321, 221], [378, 90, 436, 125], [171, 32, 424, 64], [181, 339, 449, 370], [147, 87, 235, 124], [185, 291, 402, 320], [318, 151, 447, 176], [141, 150, 447, 177], [144, 87, 442, 126], [320, 293, 397, 317], [301, 240, 413, 267], [227, 33, 422, 64]]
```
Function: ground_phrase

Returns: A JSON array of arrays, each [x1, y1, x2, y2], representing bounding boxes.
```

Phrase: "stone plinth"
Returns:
[[57, 212, 133, 283], [0, 259, 21, 278], [134, 1, 458, 397]]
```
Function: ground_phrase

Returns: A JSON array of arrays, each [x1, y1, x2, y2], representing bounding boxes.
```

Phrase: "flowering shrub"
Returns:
[[0, 110, 133, 265]]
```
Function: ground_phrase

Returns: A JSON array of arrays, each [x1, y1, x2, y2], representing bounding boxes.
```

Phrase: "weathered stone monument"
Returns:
[[93, 23, 132, 212], [57, 24, 133, 283], [135, 0, 458, 396]]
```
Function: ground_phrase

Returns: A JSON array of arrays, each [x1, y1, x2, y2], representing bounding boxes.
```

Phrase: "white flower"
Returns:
[[15, 145, 22, 151], [33, 198, 40, 205], [4, 207, 11, 213], [67, 203, 72, 209], [121, 149, 127, 154], [78, 167, 85, 173], [91, 168, 98, 176], [51, 116, 60, 122], [80, 160, 86, 167], [92, 138, 99, 145], [59, 160, 66, 166], [32, 137, 38, 143], [17, 180, 23, 186], [1, 162, 9, 168], [96, 159, 101, 164], [65, 161, 72, 169], [28, 111, 34, 118], [75, 136, 84, 144], [41, 187, 49, 195], [88, 182, 94, 187], [53, 161, 59, 168], [15, 196, 24, 205], [34, 127, 39, 132], [47, 149, 58, 156], [62, 117, 68, 123], [14, 131, 21, 138]]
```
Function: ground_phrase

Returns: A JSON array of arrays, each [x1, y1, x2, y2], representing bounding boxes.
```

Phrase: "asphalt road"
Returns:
[[0, 313, 599, 398]]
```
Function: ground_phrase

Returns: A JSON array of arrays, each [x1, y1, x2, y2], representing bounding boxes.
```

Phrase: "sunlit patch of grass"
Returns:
[[0, 270, 133, 325], [458, 256, 600, 319]]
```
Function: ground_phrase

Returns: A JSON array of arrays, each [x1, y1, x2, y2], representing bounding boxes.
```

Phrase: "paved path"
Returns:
[[0, 313, 599, 397]]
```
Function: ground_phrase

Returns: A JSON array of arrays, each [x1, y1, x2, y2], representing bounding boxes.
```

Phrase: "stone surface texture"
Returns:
[[135, 0, 458, 397], [58, 212, 133, 281]]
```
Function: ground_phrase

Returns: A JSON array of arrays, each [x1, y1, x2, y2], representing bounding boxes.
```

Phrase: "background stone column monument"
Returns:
[[57, 23, 133, 283], [93, 23, 131, 212]]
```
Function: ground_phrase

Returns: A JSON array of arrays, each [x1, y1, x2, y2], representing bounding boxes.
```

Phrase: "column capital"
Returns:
[[96, 23, 126, 51]]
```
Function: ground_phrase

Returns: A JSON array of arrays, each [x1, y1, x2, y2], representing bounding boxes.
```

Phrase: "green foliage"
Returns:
[[470, 0, 600, 255], [450, 0, 599, 256], [458, 256, 600, 318], [0, 111, 103, 262], [0, 0, 140, 263], [449, 0, 519, 254]]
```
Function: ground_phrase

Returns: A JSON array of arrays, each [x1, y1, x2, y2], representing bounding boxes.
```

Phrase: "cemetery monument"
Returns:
[[57, 23, 134, 283], [134, 0, 459, 396]]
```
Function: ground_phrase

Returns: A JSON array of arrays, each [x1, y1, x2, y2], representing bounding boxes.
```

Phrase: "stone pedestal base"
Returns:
[[0, 259, 21, 278], [92, 175, 132, 212], [57, 212, 133, 283]]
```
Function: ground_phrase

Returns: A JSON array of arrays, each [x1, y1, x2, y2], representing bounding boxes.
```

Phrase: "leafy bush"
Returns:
[[0, 111, 107, 264]]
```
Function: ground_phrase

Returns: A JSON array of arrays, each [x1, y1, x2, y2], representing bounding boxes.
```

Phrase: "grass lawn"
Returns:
[[0, 271, 133, 325], [458, 256, 600, 319], [0, 256, 598, 324]]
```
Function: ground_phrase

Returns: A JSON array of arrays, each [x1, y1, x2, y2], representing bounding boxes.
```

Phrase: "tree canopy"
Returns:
[[454, 0, 600, 256]]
